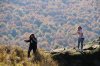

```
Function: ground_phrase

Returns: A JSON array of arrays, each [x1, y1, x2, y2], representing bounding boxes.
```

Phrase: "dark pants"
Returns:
[[28, 44, 37, 58], [78, 38, 84, 50]]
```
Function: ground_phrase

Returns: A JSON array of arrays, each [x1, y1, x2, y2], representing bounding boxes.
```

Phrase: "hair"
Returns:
[[78, 26, 82, 30], [30, 34, 35, 39]]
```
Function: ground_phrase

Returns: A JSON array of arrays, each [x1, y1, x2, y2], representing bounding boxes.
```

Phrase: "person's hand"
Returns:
[[24, 40, 28, 42], [72, 33, 77, 35]]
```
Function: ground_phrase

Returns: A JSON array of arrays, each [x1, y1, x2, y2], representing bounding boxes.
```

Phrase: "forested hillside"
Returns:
[[0, 0, 100, 50]]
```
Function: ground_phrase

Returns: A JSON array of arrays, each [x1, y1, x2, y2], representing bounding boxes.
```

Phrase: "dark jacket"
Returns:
[[25, 38, 37, 46]]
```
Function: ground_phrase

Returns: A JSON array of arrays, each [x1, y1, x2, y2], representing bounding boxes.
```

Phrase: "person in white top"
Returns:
[[73, 26, 84, 51]]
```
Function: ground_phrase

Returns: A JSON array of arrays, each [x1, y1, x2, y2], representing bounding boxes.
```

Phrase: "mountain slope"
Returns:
[[0, 43, 100, 66]]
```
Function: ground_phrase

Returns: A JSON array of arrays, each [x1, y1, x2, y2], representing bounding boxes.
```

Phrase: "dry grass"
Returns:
[[0, 44, 100, 66], [0, 45, 57, 66]]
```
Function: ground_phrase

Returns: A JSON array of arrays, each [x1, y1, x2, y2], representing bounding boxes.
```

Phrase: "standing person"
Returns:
[[24, 34, 37, 58], [73, 26, 84, 51]]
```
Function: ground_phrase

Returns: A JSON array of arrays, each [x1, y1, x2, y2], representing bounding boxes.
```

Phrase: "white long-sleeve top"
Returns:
[[77, 29, 84, 38]]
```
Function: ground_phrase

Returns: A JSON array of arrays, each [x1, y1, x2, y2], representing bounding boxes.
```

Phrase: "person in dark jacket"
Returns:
[[24, 34, 37, 58]]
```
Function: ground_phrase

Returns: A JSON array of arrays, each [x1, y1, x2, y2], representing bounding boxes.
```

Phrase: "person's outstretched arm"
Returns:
[[24, 40, 30, 42], [73, 32, 78, 35]]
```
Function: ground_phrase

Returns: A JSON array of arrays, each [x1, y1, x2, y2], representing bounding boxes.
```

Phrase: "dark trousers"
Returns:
[[28, 44, 37, 58], [78, 38, 84, 50]]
